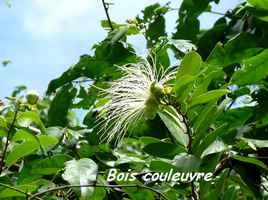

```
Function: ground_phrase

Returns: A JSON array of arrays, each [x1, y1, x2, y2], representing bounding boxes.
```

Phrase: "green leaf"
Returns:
[[90, 187, 106, 200], [62, 158, 98, 198], [248, 0, 268, 10], [143, 142, 184, 158], [207, 33, 262, 67], [232, 49, 268, 85], [240, 137, 268, 148], [158, 106, 189, 147], [17, 111, 46, 133], [47, 84, 77, 126], [232, 155, 268, 171], [173, 154, 201, 172], [192, 103, 217, 135], [175, 75, 196, 96], [12, 129, 37, 142], [201, 140, 227, 158], [110, 27, 128, 43], [150, 160, 177, 172], [190, 89, 229, 107], [146, 15, 166, 47], [6, 141, 39, 167], [139, 136, 160, 146], [173, 16, 200, 42], [193, 124, 228, 157], [0, 184, 36, 198], [38, 135, 58, 149], [2, 59, 11, 67], [176, 51, 202, 77], [25, 154, 72, 176]]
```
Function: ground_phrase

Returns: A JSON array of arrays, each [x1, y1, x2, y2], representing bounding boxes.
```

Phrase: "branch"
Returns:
[[29, 183, 169, 200], [191, 182, 198, 200], [0, 105, 18, 174], [101, 0, 114, 30], [176, 108, 197, 199]]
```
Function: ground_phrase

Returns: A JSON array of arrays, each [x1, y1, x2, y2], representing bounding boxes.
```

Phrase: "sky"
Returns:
[[0, 0, 242, 99]]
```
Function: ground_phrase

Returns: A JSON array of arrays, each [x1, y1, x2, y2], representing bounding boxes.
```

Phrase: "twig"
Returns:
[[176, 108, 197, 199], [0, 105, 18, 174], [101, 0, 114, 30], [29, 183, 169, 200], [176, 108, 192, 152], [169, 7, 227, 17], [191, 182, 198, 200]]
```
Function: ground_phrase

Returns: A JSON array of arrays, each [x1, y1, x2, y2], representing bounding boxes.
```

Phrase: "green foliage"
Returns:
[[1, 0, 268, 199]]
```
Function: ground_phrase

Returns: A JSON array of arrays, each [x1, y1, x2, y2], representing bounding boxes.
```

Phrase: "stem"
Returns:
[[0, 105, 18, 174], [101, 0, 114, 30], [29, 183, 169, 200], [176, 108, 197, 199], [176, 109, 192, 152], [191, 182, 198, 200]]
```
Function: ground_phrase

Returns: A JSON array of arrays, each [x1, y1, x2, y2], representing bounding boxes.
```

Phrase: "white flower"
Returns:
[[97, 58, 176, 145]]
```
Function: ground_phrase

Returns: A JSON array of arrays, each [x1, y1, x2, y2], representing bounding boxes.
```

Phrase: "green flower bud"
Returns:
[[26, 90, 39, 105]]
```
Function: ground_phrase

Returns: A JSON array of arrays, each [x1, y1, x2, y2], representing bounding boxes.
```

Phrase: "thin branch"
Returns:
[[190, 182, 198, 200], [101, 0, 114, 30], [0, 105, 18, 174], [169, 7, 227, 17], [29, 183, 169, 200]]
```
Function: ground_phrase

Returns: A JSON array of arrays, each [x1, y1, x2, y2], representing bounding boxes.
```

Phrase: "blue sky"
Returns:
[[0, 0, 242, 98]]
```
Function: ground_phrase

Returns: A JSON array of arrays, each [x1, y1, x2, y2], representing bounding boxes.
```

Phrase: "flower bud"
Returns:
[[26, 90, 39, 105]]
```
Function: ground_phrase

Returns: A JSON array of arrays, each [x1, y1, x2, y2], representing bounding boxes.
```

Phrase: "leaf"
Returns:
[[175, 75, 196, 96], [197, 21, 228, 59], [6, 130, 58, 167], [232, 155, 268, 171], [207, 33, 262, 67], [110, 27, 128, 43], [139, 136, 160, 146], [12, 129, 37, 142], [232, 49, 268, 85], [190, 89, 229, 107], [173, 154, 201, 172], [90, 187, 106, 200], [143, 142, 185, 158], [0, 184, 36, 198], [158, 106, 189, 147], [2, 60, 11, 67], [193, 124, 228, 157], [17, 111, 46, 133], [192, 103, 217, 134], [146, 15, 166, 47], [168, 39, 197, 54], [201, 140, 227, 158], [248, 0, 268, 10], [173, 16, 200, 42], [176, 51, 202, 78], [47, 84, 77, 126], [241, 137, 268, 148], [38, 135, 58, 149], [62, 158, 98, 198], [247, 0, 268, 21], [150, 160, 177, 172], [6, 141, 39, 167], [25, 155, 72, 176]]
